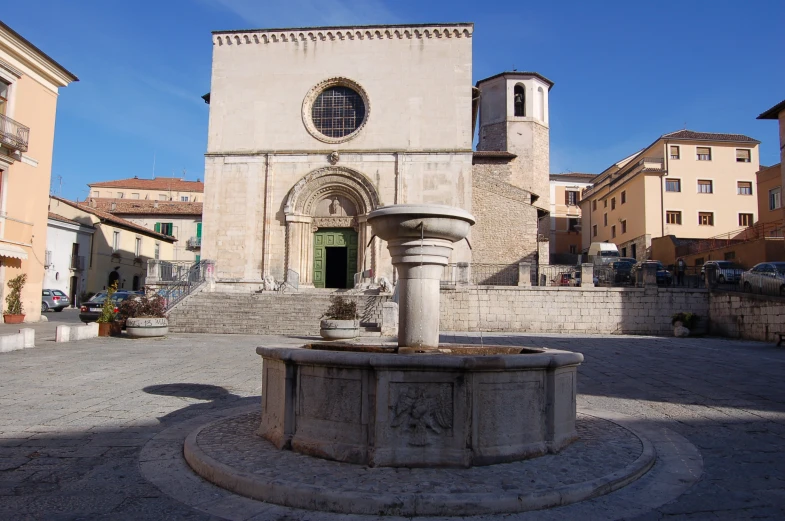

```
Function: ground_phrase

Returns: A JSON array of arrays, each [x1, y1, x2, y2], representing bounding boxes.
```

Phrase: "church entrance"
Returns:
[[313, 228, 358, 289]]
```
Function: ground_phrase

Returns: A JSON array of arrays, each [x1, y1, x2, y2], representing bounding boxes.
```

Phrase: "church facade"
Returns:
[[201, 23, 551, 290]]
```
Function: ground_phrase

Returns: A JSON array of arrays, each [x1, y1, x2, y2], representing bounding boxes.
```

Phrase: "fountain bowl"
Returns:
[[367, 204, 475, 243], [256, 343, 582, 468]]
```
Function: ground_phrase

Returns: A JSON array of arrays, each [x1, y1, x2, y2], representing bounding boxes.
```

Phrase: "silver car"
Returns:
[[740, 262, 785, 296], [42, 289, 70, 312]]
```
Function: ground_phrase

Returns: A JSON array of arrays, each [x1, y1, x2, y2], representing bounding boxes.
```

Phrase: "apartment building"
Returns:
[[49, 197, 176, 293], [756, 163, 783, 226], [0, 22, 77, 322], [548, 172, 596, 263], [88, 177, 204, 202], [579, 130, 760, 260], [44, 213, 94, 306], [758, 99, 785, 202]]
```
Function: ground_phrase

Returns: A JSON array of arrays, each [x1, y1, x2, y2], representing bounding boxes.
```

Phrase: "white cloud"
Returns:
[[207, 0, 398, 27]]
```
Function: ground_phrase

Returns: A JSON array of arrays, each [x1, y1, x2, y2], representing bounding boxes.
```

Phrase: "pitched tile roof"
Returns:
[[89, 199, 203, 216], [661, 130, 760, 143], [49, 197, 176, 242], [758, 99, 785, 120], [48, 212, 93, 228], [88, 177, 204, 192], [549, 172, 597, 181]]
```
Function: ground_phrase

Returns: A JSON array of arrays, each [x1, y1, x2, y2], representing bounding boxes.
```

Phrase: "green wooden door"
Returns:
[[313, 228, 359, 289]]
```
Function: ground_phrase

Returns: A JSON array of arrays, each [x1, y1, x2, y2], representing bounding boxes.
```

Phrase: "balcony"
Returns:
[[0, 114, 30, 153], [70, 255, 85, 271], [186, 236, 201, 251]]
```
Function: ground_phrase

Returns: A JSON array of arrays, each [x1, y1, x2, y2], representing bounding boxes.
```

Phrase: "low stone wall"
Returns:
[[0, 328, 35, 353], [440, 286, 709, 336], [708, 291, 785, 342], [56, 323, 99, 343]]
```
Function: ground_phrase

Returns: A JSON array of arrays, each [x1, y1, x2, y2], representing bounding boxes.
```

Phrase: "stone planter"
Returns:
[[97, 322, 121, 337], [319, 319, 359, 340], [126, 317, 169, 338], [2, 314, 24, 324]]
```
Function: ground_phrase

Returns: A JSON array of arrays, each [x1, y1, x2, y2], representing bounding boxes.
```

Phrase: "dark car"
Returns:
[[78, 291, 139, 323], [611, 261, 635, 284], [631, 260, 673, 286], [42, 289, 70, 312]]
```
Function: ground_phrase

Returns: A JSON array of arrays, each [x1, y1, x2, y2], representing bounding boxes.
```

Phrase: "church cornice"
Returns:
[[213, 24, 473, 46]]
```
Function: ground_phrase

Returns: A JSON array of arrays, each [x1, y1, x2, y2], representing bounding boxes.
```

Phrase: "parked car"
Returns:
[[740, 262, 785, 296], [631, 260, 673, 286], [700, 261, 744, 284], [41, 289, 70, 312], [611, 261, 635, 284], [78, 291, 140, 323], [618, 257, 638, 265]]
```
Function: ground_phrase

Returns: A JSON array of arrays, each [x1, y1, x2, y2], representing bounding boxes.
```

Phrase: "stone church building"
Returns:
[[201, 23, 551, 290]]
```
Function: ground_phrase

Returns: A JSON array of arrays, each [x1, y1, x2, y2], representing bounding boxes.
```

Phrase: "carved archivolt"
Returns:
[[214, 26, 473, 46], [284, 166, 380, 219]]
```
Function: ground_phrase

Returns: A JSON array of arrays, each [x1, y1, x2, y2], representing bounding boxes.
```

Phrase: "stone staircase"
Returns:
[[167, 291, 387, 336]]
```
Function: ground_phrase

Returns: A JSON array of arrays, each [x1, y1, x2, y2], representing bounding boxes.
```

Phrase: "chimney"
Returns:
[[154, 201, 159, 209], [89, 198, 96, 208], [111, 202, 117, 211]]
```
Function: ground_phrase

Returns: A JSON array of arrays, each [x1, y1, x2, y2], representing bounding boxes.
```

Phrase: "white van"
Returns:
[[587, 242, 620, 266]]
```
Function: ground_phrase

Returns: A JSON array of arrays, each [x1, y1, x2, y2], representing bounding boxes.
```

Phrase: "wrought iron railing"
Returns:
[[156, 259, 214, 311], [0, 114, 30, 152], [70, 255, 85, 271], [186, 236, 202, 250], [531, 265, 579, 286]]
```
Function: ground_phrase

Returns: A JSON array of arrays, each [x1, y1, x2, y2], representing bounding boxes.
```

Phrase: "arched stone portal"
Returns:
[[283, 166, 381, 287]]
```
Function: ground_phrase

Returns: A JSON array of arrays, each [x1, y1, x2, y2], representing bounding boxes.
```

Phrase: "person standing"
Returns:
[[676, 258, 686, 286]]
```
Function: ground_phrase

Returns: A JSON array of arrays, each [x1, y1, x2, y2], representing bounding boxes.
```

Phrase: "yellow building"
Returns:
[[0, 21, 77, 322], [88, 177, 204, 202], [580, 130, 760, 260], [49, 197, 176, 294], [548, 173, 595, 263]]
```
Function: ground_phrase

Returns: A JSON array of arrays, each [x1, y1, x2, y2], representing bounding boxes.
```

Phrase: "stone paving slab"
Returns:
[[0, 332, 783, 519]]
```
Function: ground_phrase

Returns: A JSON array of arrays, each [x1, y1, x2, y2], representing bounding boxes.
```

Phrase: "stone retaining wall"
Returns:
[[708, 291, 785, 343], [439, 286, 709, 336]]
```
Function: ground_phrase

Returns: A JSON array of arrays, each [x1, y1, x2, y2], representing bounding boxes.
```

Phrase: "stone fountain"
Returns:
[[254, 204, 583, 467]]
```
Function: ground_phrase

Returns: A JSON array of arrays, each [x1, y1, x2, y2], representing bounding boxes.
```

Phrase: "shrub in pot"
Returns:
[[96, 282, 121, 337], [118, 295, 168, 338], [320, 296, 359, 340], [3, 274, 26, 324]]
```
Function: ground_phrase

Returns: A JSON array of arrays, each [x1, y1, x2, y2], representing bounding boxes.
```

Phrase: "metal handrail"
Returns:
[[158, 260, 214, 311], [0, 114, 30, 152]]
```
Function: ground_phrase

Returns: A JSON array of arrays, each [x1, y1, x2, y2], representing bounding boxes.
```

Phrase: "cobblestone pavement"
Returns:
[[0, 308, 83, 341], [0, 332, 784, 520]]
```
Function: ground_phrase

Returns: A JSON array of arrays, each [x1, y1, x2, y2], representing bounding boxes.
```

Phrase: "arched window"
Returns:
[[513, 85, 525, 117], [537, 87, 545, 121]]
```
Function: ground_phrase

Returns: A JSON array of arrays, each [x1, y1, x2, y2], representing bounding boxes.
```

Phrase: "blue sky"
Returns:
[[4, 0, 783, 201]]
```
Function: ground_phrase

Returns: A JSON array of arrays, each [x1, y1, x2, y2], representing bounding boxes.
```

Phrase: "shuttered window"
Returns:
[[736, 149, 751, 163], [738, 213, 753, 226], [670, 145, 680, 159], [565, 190, 579, 205], [737, 181, 752, 195], [696, 147, 711, 161], [697, 180, 713, 193]]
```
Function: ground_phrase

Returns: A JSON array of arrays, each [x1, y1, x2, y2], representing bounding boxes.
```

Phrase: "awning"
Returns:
[[0, 244, 28, 260]]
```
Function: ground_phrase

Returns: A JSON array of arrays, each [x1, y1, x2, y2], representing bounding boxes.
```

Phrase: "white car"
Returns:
[[740, 262, 785, 296], [700, 260, 744, 284]]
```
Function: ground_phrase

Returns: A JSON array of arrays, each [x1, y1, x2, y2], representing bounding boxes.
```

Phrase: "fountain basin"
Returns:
[[366, 204, 475, 243], [256, 344, 583, 468]]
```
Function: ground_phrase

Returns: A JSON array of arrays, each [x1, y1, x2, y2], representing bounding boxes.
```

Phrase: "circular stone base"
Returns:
[[184, 410, 655, 517]]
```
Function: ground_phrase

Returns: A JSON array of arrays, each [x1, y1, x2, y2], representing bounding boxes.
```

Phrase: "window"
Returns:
[[112, 231, 120, 251], [611, 197, 616, 210], [695, 258, 704, 266], [592, 200, 597, 211], [513, 85, 525, 117], [631, 244, 637, 259], [698, 212, 714, 226], [669, 145, 680, 159], [739, 213, 753, 227], [611, 225, 616, 238], [724, 251, 736, 261], [697, 180, 713, 194], [131, 193, 140, 199], [117, 192, 125, 199], [603, 213, 608, 226], [569, 245, 577, 254], [0, 79, 9, 116], [736, 149, 751, 163], [159, 194, 167, 201], [565, 190, 579, 206], [181, 196, 189, 202], [666, 211, 682, 225], [92, 191, 100, 198], [696, 147, 711, 161], [666, 179, 681, 192], [603, 200, 608, 208], [737, 181, 752, 195], [154, 242, 160, 260], [769, 187, 781, 210], [135, 237, 141, 257], [312, 85, 366, 138], [593, 224, 598, 237], [621, 220, 627, 234], [621, 247, 627, 257], [568, 218, 579, 232], [155, 222, 174, 236], [621, 191, 626, 204]]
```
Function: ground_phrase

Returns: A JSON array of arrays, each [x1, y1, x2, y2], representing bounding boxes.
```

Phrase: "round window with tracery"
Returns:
[[302, 78, 370, 143]]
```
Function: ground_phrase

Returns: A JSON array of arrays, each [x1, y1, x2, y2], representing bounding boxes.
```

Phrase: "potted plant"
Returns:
[[3, 274, 27, 324], [672, 312, 700, 337], [96, 282, 122, 337], [319, 295, 360, 340], [118, 295, 168, 338]]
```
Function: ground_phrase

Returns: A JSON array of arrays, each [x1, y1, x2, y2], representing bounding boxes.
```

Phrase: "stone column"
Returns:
[[146, 260, 160, 284], [517, 262, 531, 287], [643, 264, 658, 287], [704, 264, 718, 290], [580, 263, 595, 288]]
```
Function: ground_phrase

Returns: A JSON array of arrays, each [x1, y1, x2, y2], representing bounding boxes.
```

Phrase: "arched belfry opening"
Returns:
[[513, 84, 525, 117], [283, 166, 381, 288]]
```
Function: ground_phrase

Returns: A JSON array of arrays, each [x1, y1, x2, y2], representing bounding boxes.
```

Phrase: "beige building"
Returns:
[[758, 99, 785, 206], [87, 199, 202, 263], [579, 130, 760, 260], [49, 197, 176, 293], [756, 163, 783, 226], [548, 173, 595, 263], [201, 23, 551, 290], [88, 177, 204, 202], [0, 21, 77, 322]]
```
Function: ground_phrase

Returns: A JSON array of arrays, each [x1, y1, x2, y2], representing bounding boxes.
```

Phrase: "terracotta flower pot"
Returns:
[[3, 314, 25, 324], [98, 322, 121, 337]]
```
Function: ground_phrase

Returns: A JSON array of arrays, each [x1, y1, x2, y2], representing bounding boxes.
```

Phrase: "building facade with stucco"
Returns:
[[201, 23, 551, 290]]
